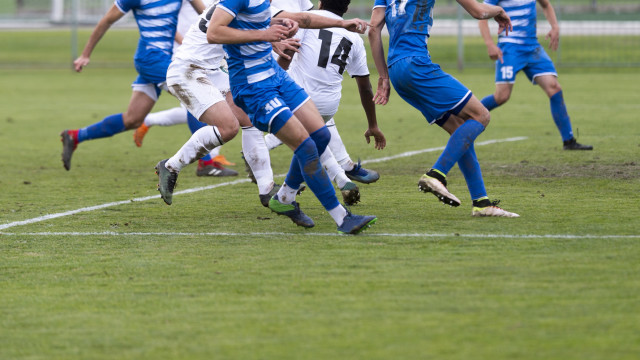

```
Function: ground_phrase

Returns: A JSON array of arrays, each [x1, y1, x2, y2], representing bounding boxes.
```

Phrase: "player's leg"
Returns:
[[60, 87, 156, 170], [535, 75, 592, 150], [185, 111, 238, 177], [288, 101, 376, 233], [134, 105, 188, 147], [326, 118, 380, 184], [480, 44, 519, 111]]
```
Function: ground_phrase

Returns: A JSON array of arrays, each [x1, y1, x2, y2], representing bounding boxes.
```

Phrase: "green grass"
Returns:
[[1, 30, 639, 359]]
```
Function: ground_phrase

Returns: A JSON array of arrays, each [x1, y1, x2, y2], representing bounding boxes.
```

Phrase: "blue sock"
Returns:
[[186, 112, 211, 161], [550, 91, 574, 141], [481, 94, 499, 111], [186, 111, 206, 133], [309, 126, 331, 154], [285, 137, 339, 211], [77, 113, 125, 142], [433, 119, 485, 175], [457, 144, 487, 200]]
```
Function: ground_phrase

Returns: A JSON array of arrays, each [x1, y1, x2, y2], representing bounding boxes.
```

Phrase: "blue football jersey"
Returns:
[[484, 0, 539, 47], [217, 0, 276, 86], [115, 0, 184, 62], [373, 0, 435, 66]]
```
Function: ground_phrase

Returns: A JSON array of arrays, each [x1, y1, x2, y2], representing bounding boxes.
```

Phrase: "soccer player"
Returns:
[[369, 0, 520, 217], [133, 0, 237, 177], [265, 0, 382, 187], [60, 0, 206, 170], [265, 0, 387, 206], [478, 0, 593, 151], [204, 0, 378, 233]]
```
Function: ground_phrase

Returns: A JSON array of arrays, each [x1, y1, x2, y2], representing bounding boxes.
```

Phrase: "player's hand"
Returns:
[[281, 18, 299, 38], [373, 77, 390, 105], [494, 9, 512, 36], [343, 18, 370, 34], [272, 38, 301, 60], [487, 43, 503, 63], [365, 126, 386, 150], [73, 56, 90, 72], [546, 27, 559, 51], [263, 24, 291, 42]]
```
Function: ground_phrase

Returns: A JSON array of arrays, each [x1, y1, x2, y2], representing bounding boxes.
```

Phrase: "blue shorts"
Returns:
[[133, 51, 173, 98], [495, 43, 557, 84], [232, 66, 310, 134], [389, 56, 472, 125]]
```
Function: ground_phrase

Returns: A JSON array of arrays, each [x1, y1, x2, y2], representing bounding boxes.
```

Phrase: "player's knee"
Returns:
[[218, 118, 239, 143], [476, 108, 491, 127]]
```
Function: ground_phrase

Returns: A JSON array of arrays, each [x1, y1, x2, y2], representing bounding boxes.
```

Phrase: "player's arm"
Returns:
[[275, 10, 368, 34], [367, 6, 390, 105], [73, 4, 125, 72], [206, 7, 292, 44], [457, 0, 512, 35], [355, 75, 386, 150], [538, 0, 559, 51], [478, 20, 503, 63], [189, 0, 206, 14]]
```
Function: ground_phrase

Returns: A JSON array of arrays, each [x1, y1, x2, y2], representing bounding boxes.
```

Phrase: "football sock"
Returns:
[[77, 113, 125, 142], [264, 133, 283, 151], [550, 91, 574, 142], [433, 119, 485, 175], [284, 137, 339, 211], [457, 144, 488, 200], [326, 118, 354, 171], [166, 126, 223, 173], [320, 147, 350, 188], [275, 183, 299, 205], [242, 126, 274, 195], [144, 106, 188, 127], [186, 111, 212, 162], [328, 205, 348, 226], [480, 94, 499, 111], [309, 126, 331, 155]]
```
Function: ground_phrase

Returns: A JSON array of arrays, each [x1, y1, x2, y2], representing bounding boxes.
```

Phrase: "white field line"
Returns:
[[1, 231, 639, 239], [0, 137, 527, 232]]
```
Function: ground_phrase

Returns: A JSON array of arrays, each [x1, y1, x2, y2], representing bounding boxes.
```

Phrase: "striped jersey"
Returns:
[[484, 0, 539, 47], [115, 0, 188, 61], [217, 0, 275, 86], [373, 0, 435, 66]]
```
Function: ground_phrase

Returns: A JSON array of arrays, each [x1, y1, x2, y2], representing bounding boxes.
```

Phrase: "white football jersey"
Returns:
[[172, 1, 226, 69], [270, 0, 313, 13], [287, 10, 369, 116]]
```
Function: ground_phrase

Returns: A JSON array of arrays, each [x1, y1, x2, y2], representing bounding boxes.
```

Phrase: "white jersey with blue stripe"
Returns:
[[217, 0, 275, 86], [115, 0, 186, 60], [484, 0, 539, 47]]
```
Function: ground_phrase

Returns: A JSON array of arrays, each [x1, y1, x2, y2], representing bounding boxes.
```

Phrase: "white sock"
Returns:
[[328, 205, 348, 226], [209, 146, 221, 158], [242, 126, 274, 194], [144, 106, 188, 127], [320, 148, 350, 189], [166, 126, 223, 172], [326, 119, 354, 171], [276, 183, 299, 205], [264, 132, 284, 151]]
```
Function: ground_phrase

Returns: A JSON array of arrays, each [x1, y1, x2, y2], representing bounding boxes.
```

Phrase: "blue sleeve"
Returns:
[[218, 0, 246, 17], [114, 0, 137, 13], [373, 0, 387, 7], [484, 0, 499, 5]]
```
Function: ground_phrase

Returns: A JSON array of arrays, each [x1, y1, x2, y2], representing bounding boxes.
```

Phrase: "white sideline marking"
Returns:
[[0, 137, 526, 231], [1, 231, 638, 239]]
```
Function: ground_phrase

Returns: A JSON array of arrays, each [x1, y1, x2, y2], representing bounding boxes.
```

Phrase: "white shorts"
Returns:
[[166, 60, 229, 120]]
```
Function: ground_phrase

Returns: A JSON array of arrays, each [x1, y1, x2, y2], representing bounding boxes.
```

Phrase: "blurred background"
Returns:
[[1, 0, 639, 69]]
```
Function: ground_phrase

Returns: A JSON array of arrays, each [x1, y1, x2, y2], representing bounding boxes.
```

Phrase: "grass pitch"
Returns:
[[0, 30, 639, 359]]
